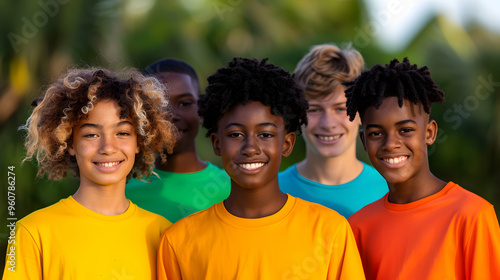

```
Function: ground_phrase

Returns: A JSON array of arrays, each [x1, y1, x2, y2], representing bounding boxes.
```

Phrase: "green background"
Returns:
[[1, 0, 500, 274]]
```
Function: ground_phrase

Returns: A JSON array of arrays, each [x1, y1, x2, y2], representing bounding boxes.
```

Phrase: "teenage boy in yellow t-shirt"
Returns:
[[157, 57, 365, 279]]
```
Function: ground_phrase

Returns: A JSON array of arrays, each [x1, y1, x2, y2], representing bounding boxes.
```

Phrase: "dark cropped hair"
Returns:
[[198, 57, 308, 136], [143, 58, 200, 92], [345, 57, 445, 121]]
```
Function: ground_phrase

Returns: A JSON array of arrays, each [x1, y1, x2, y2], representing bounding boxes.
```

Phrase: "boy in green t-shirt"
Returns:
[[126, 59, 230, 223]]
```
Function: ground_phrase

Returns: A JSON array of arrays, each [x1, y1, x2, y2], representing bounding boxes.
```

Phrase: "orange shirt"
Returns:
[[348, 181, 500, 280], [158, 195, 365, 280]]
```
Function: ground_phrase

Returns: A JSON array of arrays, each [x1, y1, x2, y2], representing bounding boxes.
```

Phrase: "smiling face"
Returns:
[[302, 86, 361, 159], [155, 72, 199, 154], [360, 96, 437, 185], [69, 99, 140, 188], [210, 101, 295, 190]]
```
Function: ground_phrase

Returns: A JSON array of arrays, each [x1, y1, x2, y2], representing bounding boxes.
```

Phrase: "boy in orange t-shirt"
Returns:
[[345, 58, 500, 280]]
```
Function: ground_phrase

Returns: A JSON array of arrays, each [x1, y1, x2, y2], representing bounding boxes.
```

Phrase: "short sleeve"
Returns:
[[157, 232, 182, 280], [464, 204, 500, 279], [328, 219, 366, 280], [2, 222, 42, 280]]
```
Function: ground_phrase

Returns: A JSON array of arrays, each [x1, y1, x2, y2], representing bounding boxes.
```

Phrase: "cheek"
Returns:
[[306, 115, 320, 128]]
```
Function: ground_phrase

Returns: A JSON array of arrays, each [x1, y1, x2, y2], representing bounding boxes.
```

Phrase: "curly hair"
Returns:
[[143, 58, 200, 93], [294, 43, 364, 99], [21, 68, 178, 181], [345, 57, 445, 121], [198, 57, 308, 136]]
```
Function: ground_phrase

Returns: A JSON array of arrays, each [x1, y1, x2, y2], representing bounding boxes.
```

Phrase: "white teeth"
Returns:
[[384, 156, 407, 164], [96, 161, 120, 167], [318, 135, 340, 141], [239, 163, 265, 170]]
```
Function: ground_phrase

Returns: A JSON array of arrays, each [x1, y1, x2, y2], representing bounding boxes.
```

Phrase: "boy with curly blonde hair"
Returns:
[[3, 68, 177, 279]]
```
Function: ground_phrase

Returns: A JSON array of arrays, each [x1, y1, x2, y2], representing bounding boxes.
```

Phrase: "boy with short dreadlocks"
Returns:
[[346, 57, 500, 280], [157, 57, 365, 279]]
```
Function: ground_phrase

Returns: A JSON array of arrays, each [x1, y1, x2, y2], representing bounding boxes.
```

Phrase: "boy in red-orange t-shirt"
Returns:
[[345, 57, 500, 280]]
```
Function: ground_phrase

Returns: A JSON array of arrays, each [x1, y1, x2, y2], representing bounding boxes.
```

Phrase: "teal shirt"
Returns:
[[279, 162, 388, 218], [126, 162, 230, 223]]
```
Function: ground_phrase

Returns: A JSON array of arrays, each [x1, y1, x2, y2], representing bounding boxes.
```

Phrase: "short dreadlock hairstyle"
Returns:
[[198, 57, 308, 136], [345, 57, 445, 121]]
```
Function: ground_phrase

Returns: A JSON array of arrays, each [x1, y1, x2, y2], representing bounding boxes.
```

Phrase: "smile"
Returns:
[[95, 161, 122, 167], [317, 135, 341, 141], [383, 156, 408, 164], [238, 162, 265, 170]]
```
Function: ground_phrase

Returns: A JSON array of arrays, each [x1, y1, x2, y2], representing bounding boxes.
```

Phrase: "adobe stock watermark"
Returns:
[[213, 0, 243, 21], [429, 74, 500, 156], [7, 0, 70, 54], [351, 0, 415, 49]]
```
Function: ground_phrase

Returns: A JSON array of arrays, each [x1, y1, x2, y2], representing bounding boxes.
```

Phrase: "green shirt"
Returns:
[[126, 162, 230, 223]]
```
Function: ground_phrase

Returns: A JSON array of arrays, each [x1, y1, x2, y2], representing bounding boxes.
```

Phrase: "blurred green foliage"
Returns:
[[1, 0, 499, 274]]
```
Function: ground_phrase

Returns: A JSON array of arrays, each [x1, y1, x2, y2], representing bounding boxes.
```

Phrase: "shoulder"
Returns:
[[202, 162, 230, 181], [279, 164, 297, 177], [359, 162, 386, 182], [292, 196, 346, 223], [17, 199, 68, 228], [164, 203, 217, 233], [134, 205, 172, 226], [446, 183, 494, 216], [348, 195, 386, 224]]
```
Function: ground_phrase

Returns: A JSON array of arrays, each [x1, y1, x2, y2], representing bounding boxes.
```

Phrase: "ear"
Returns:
[[425, 119, 438, 146], [210, 133, 221, 156], [359, 128, 367, 152], [68, 144, 76, 156], [135, 144, 140, 154], [282, 132, 296, 157], [355, 112, 362, 126]]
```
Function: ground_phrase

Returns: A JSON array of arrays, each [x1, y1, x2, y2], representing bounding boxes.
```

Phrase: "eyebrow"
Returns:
[[79, 120, 133, 129], [308, 102, 346, 106], [175, 93, 196, 98], [365, 119, 417, 130], [224, 122, 278, 129]]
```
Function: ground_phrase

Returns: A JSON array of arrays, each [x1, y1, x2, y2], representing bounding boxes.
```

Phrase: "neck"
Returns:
[[387, 172, 447, 204], [298, 149, 363, 185], [156, 145, 207, 173], [224, 182, 287, 219], [72, 181, 129, 215]]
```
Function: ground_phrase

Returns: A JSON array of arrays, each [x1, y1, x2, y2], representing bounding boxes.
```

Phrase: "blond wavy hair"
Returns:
[[293, 43, 364, 99], [21, 68, 178, 181]]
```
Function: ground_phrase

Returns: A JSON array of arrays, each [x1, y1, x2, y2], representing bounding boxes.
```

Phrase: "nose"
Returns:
[[98, 135, 117, 155], [382, 132, 401, 151], [318, 110, 338, 130], [171, 106, 181, 122], [241, 135, 261, 157]]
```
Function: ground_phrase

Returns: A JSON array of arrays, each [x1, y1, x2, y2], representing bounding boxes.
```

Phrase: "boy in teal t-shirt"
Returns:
[[279, 44, 387, 218], [126, 59, 230, 223]]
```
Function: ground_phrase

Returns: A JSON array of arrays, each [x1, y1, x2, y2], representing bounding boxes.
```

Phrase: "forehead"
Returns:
[[308, 86, 347, 104], [77, 99, 130, 125], [362, 97, 426, 124], [154, 72, 198, 96], [219, 101, 284, 127]]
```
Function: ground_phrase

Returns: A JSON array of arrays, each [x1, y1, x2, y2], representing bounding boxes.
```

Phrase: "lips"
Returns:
[[316, 134, 342, 143], [238, 162, 265, 170], [380, 155, 409, 168], [94, 161, 122, 167]]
